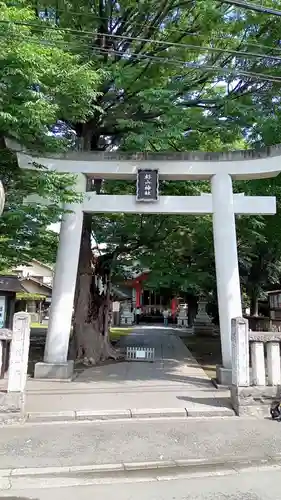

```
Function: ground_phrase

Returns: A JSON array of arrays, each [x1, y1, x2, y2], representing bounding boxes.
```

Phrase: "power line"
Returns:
[[28, 5, 281, 54], [1, 17, 281, 64], [218, 0, 281, 16], [90, 45, 281, 83], [5, 2, 281, 62], [1, 31, 281, 84], [28, 2, 281, 22]]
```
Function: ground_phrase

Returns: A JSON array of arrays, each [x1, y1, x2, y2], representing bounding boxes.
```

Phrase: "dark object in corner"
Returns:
[[270, 401, 281, 420]]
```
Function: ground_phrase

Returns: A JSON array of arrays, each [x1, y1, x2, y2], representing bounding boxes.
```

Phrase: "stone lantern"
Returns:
[[193, 297, 214, 336]]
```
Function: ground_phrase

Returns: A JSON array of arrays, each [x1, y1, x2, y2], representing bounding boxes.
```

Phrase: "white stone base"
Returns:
[[231, 386, 280, 417], [0, 391, 24, 414], [177, 317, 189, 327], [120, 317, 133, 326], [216, 366, 232, 386], [34, 361, 74, 380]]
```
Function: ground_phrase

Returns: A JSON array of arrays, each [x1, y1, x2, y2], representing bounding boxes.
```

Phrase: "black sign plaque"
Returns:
[[136, 169, 159, 202]]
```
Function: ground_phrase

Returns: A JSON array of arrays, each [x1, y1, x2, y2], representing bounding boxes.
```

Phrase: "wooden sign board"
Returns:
[[136, 169, 159, 202]]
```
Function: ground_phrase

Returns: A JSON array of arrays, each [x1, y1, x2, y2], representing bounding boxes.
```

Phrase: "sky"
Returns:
[[48, 222, 60, 233]]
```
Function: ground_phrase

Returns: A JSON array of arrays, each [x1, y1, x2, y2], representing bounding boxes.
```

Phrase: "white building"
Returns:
[[12, 260, 54, 322], [13, 260, 53, 287]]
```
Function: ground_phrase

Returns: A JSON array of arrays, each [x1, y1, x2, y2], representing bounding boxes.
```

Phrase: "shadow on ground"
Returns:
[[0, 497, 38, 500], [26, 329, 219, 391], [69, 330, 216, 392], [177, 395, 232, 408], [23, 328, 229, 416], [74, 360, 214, 389]]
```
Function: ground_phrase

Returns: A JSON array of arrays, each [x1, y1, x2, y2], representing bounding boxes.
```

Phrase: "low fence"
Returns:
[[231, 317, 281, 416], [245, 315, 281, 332], [0, 312, 30, 420]]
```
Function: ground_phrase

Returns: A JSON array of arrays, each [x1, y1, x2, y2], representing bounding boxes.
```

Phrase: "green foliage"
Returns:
[[0, 0, 103, 270], [16, 292, 46, 300], [0, 1, 103, 148], [2, 0, 281, 309]]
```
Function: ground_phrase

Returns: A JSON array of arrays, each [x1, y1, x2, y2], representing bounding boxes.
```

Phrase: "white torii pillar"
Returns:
[[211, 173, 242, 385], [34, 174, 86, 380]]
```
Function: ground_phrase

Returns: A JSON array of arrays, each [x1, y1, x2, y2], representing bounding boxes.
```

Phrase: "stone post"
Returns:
[[0, 328, 12, 378], [112, 301, 120, 327], [8, 312, 31, 393], [0, 312, 30, 420], [231, 317, 251, 416], [267, 342, 281, 386], [231, 317, 250, 387], [251, 342, 266, 386]]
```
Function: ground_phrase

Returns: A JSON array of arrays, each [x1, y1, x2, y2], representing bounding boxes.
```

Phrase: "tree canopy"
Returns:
[[0, 0, 102, 269], [1, 0, 281, 317]]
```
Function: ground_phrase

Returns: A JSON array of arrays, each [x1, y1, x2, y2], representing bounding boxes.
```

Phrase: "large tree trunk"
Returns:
[[72, 213, 120, 365], [70, 121, 122, 365], [70, 120, 124, 365]]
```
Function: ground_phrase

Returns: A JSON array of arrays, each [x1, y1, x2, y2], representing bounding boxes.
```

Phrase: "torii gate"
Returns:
[[16, 146, 280, 383]]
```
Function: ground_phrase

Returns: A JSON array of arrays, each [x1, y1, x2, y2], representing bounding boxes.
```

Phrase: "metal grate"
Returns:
[[126, 346, 155, 362]]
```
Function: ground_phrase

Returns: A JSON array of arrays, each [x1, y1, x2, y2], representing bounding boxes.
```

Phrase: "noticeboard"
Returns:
[[0, 296, 6, 329], [136, 169, 159, 202]]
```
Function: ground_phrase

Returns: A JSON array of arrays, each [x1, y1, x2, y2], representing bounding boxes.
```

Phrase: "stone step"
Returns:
[[0, 405, 235, 424]]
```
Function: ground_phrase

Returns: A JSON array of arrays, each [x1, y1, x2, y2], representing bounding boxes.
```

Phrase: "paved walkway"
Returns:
[[19, 327, 232, 418], [6, 467, 281, 500], [5, 467, 281, 500]]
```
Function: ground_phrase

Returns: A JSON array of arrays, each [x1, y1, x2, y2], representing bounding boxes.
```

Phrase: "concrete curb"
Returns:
[[23, 406, 235, 423], [0, 405, 236, 425], [1, 455, 281, 490]]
